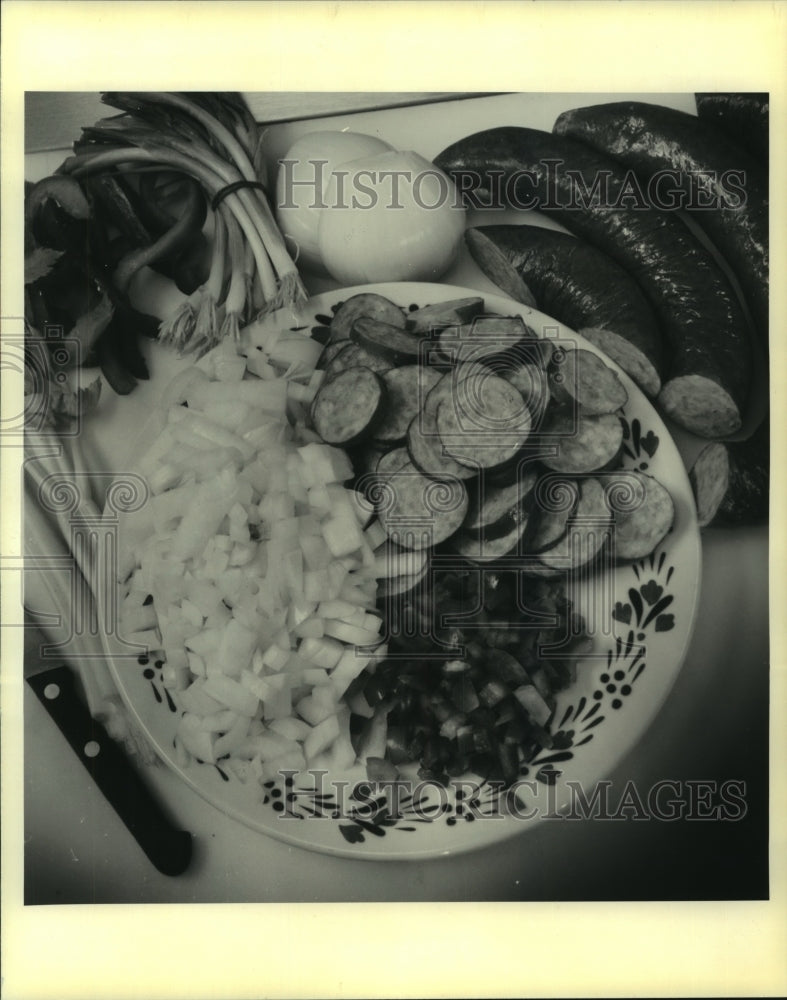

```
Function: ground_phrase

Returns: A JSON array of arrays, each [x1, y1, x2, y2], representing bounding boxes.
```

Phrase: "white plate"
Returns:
[[102, 281, 701, 860]]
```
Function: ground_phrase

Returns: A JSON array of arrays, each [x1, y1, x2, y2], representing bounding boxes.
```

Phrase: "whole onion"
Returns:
[[316, 149, 467, 285], [275, 131, 395, 274]]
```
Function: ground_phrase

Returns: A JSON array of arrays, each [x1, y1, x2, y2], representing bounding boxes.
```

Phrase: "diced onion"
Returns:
[[121, 335, 411, 781]]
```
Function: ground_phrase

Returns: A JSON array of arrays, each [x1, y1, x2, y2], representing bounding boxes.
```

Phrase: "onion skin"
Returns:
[[317, 150, 467, 285]]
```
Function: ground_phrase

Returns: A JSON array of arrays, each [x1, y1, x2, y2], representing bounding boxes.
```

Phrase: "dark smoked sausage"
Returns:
[[465, 224, 664, 397], [435, 126, 752, 438], [553, 101, 769, 342], [695, 93, 769, 164]]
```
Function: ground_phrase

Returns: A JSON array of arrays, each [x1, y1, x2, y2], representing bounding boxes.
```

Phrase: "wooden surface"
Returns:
[[24, 91, 487, 152]]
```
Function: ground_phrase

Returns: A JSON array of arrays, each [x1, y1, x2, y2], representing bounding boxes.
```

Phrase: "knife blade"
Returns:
[[26, 658, 193, 877]]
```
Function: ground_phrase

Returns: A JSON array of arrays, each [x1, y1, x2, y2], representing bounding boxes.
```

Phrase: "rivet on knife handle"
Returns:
[[27, 664, 193, 876]]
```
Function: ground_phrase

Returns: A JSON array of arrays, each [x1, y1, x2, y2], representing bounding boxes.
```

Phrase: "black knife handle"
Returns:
[[27, 664, 193, 876]]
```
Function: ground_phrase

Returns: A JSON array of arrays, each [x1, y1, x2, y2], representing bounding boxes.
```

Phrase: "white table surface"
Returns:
[[21, 92, 769, 904]]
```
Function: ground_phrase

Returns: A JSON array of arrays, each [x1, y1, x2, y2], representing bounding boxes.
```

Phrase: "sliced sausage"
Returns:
[[465, 224, 664, 397], [351, 317, 424, 366], [406, 371, 482, 482], [436, 372, 532, 470], [538, 477, 612, 571], [499, 360, 551, 425], [317, 340, 349, 370], [548, 347, 628, 414], [310, 367, 385, 446], [375, 365, 442, 444], [600, 469, 675, 560], [322, 341, 393, 381], [540, 409, 624, 474], [404, 296, 487, 333], [451, 516, 530, 564], [436, 315, 538, 368], [376, 459, 469, 550], [463, 466, 538, 540], [376, 445, 411, 475], [689, 417, 769, 527], [523, 473, 580, 553], [330, 292, 406, 341]]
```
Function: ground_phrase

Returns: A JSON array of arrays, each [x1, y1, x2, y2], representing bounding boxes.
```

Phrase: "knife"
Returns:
[[26, 659, 193, 876]]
